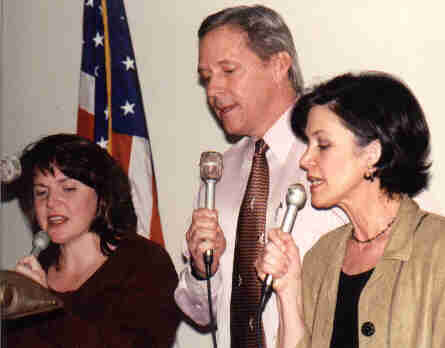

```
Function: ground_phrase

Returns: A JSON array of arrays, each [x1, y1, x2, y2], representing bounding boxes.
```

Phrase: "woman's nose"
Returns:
[[46, 191, 60, 208], [299, 148, 313, 171]]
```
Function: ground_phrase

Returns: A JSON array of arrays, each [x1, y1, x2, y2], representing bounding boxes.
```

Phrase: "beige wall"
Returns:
[[1, 1, 444, 347]]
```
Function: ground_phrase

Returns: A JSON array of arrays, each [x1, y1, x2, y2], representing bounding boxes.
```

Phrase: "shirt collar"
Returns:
[[250, 102, 296, 165], [382, 195, 425, 261]]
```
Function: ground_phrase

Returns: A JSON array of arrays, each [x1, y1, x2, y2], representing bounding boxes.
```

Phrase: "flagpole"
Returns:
[[101, 0, 113, 154]]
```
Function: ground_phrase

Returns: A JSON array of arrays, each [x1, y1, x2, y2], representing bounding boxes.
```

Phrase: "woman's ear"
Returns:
[[366, 139, 382, 168]]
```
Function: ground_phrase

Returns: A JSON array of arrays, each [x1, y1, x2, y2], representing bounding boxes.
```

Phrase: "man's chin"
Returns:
[[221, 126, 245, 142], [221, 121, 243, 136]]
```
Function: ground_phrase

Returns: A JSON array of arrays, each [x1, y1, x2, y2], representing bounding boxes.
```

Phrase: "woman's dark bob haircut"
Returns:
[[17, 133, 137, 264], [291, 71, 431, 197]]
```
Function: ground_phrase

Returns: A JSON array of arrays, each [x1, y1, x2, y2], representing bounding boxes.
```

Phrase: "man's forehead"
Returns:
[[198, 26, 254, 67], [201, 24, 247, 41]]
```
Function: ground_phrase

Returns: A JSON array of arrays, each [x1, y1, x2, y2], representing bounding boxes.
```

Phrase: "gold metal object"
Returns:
[[0, 270, 63, 319]]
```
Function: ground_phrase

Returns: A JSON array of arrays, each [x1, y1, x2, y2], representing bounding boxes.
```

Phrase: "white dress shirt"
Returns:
[[175, 106, 348, 348]]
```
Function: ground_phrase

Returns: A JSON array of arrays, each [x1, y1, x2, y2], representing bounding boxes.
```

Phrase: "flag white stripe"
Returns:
[[78, 71, 95, 114], [128, 136, 154, 238]]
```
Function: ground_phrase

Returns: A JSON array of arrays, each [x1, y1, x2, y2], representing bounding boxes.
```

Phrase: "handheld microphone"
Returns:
[[30, 230, 50, 257], [199, 152, 223, 348], [199, 151, 223, 265], [263, 184, 307, 298], [1, 155, 22, 183]]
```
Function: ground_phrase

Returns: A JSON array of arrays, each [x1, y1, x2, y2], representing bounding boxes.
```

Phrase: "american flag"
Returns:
[[77, 0, 164, 246]]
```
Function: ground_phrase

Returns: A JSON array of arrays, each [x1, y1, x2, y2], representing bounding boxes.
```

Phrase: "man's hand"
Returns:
[[186, 208, 226, 278]]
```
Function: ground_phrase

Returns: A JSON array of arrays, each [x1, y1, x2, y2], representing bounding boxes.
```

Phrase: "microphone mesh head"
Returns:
[[286, 183, 307, 210], [0, 155, 22, 183], [200, 151, 223, 181], [33, 230, 50, 252]]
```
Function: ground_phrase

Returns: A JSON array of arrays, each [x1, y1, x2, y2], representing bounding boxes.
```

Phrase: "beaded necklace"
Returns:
[[351, 217, 396, 243]]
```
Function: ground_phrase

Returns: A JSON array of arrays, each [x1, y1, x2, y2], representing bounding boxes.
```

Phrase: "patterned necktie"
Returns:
[[231, 139, 269, 348]]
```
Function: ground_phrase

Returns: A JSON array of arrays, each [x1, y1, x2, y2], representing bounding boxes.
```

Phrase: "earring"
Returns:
[[364, 168, 375, 182]]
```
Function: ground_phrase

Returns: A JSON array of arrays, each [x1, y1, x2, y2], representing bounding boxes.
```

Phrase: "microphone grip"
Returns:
[[30, 246, 42, 258], [204, 179, 216, 210], [23, 246, 44, 270], [203, 179, 216, 266], [263, 206, 299, 297], [281, 205, 298, 233]]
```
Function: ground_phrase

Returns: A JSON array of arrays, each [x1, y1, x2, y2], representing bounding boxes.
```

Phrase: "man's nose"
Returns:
[[206, 75, 226, 99]]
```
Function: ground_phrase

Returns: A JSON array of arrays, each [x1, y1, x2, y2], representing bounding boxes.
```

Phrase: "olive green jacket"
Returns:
[[298, 196, 445, 348]]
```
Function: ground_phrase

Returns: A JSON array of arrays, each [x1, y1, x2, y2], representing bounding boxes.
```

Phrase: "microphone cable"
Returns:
[[256, 278, 273, 348], [204, 252, 218, 348]]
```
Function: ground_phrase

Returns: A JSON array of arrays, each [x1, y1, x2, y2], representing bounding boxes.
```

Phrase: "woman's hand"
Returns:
[[256, 227, 302, 296], [256, 228, 306, 348], [15, 255, 48, 288]]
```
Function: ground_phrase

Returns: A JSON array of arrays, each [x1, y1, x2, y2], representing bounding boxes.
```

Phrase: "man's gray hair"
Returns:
[[198, 5, 304, 95]]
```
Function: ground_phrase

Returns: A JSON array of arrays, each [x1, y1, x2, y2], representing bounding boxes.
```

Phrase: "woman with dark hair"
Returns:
[[6, 133, 180, 348], [256, 72, 445, 348]]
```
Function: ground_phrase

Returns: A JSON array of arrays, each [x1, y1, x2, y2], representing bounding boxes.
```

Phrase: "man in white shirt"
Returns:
[[174, 5, 347, 348]]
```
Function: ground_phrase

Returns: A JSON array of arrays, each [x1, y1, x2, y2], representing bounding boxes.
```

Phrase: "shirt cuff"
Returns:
[[174, 265, 221, 326]]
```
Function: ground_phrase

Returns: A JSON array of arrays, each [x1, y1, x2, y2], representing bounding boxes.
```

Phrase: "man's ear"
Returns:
[[270, 51, 292, 84], [366, 139, 382, 168]]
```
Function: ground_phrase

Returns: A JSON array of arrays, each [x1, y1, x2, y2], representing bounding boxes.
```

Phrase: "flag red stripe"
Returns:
[[149, 173, 164, 246], [110, 132, 131, 174], [77, 108, 95, 142]]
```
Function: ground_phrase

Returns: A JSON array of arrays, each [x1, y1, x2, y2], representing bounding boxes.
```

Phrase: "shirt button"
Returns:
[[361, 321, 375, 336]]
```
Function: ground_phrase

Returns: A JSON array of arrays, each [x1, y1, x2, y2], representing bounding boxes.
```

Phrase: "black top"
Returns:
[[330, 268, 374, 348]]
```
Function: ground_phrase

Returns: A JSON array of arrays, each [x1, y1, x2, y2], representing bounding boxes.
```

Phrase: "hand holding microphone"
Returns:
[[15, 230, 50, 287], [2, 231, 59, 319], [260, 184, 306, 306]]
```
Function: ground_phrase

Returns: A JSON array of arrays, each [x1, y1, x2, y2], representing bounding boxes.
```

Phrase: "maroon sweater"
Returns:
[[4, 234, 180, 347]]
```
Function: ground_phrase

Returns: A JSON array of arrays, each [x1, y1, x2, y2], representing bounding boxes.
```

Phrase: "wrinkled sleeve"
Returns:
[[174, 238, 221, 326], [174, 183, 221, 326]]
